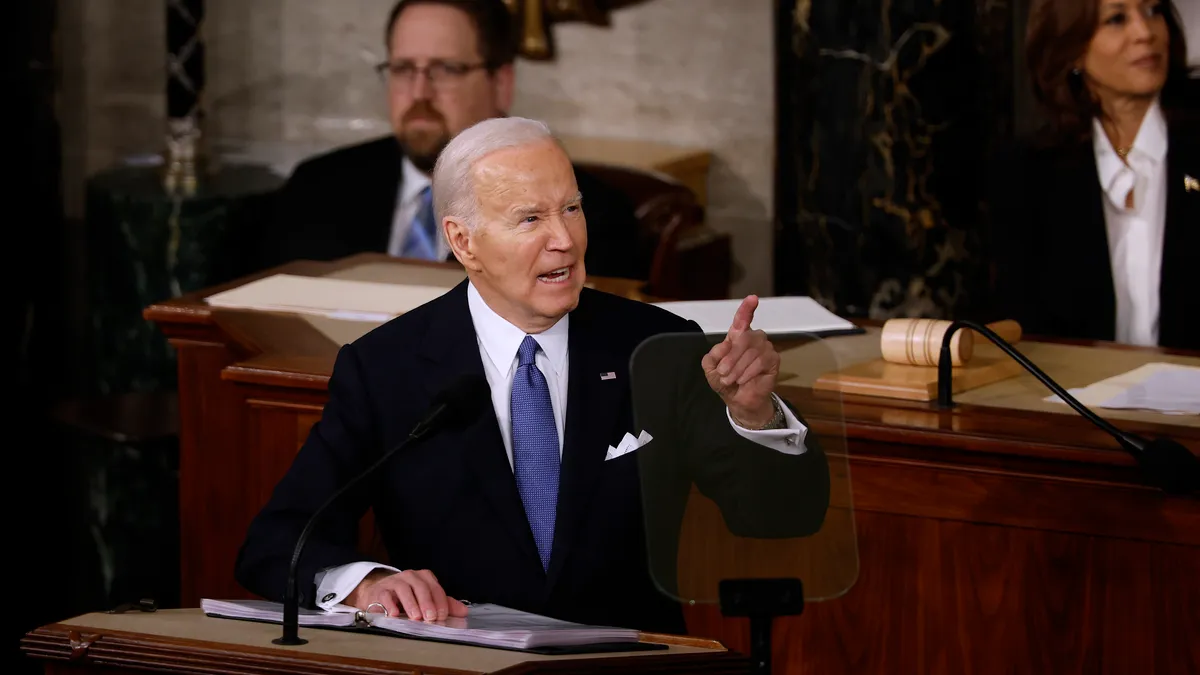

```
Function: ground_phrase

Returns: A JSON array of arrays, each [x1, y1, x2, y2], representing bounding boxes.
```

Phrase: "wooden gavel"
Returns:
[[880, 319, 1023, 367]]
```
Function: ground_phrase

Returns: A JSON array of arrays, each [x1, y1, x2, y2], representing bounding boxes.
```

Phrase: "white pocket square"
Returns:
[[605, 430, 653, 461]]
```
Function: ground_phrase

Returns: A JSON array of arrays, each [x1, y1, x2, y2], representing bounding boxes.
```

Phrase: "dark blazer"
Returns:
[[255, 136, 644, 280], [989, 122, 1200, 351], [234, 283, 830, 634]]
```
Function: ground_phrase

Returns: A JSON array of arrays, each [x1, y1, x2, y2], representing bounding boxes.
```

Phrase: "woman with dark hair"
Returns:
[[990, 0, 1198, 350]]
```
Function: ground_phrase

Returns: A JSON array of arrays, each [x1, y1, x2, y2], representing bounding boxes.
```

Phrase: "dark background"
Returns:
[[6, 0, 74, 673]]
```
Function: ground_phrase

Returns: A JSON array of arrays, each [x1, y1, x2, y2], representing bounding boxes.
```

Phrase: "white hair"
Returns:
[[432, 116, 560, 231]]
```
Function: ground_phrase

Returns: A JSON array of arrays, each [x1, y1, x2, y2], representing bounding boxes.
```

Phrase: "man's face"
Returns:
[[384, 4, 514, 171], [448, 140, 588, 333]]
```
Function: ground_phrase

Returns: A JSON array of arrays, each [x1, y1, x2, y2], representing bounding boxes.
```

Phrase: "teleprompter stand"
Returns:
[[720, 578, 804, 675]]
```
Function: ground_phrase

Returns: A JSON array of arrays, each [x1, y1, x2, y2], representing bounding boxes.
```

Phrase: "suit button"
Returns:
[[322, 593, 336, 603]]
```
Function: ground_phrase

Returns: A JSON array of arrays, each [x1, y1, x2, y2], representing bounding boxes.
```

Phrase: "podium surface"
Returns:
[[22, 609, 743, 674], [145, 254, 1200, 674]]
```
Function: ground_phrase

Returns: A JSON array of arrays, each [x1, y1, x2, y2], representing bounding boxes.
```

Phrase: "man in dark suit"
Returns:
[[256, 0, 642, 280], [235, 117, 829, 635]]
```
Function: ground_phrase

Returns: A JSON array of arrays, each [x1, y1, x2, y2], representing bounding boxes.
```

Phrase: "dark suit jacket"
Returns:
[[255, 136, 644, 280], [234, 283, 830, 634], [988, 122, 1200, 351]]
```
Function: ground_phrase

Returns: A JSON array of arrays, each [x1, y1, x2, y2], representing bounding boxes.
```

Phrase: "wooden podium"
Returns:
[[136, 255, 1199, 674], [21, 609, 745, 674]]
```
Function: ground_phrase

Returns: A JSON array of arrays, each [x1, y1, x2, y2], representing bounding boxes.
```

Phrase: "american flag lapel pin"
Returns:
[[600, 372, 616, 380], [1186, 175, 1200, 193]]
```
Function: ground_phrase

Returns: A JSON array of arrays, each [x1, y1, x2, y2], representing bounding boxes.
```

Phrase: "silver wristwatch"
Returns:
[[738, 396, 786, 430]]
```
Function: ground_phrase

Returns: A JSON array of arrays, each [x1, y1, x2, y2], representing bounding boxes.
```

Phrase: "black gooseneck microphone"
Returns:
[[273, 374, 492, 646], [936, 320, 1199, 495]]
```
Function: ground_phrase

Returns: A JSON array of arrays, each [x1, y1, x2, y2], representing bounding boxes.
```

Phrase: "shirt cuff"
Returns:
[[314, 561, 401, 611], [727, 393, 808, 455]]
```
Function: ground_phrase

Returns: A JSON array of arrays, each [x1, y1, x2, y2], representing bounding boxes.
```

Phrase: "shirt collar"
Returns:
[[466, 282, 569, 376], [1093, 97, 1168, 192], [400, 156, 431, 206]]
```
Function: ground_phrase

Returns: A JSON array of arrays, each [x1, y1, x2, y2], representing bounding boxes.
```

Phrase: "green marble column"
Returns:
[[84, 163, 281, 395], [63, 430, 181, 610], [775, 0, 1015, 320]]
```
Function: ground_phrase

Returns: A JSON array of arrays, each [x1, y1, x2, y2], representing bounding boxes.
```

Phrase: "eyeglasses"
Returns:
[[374, 59, 489, 90]]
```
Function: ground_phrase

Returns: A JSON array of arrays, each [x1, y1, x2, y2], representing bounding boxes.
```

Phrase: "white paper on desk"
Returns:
[[204, 274, 452, 321], [653, 296, 856, 336], [1045, 363, 1200, 415]]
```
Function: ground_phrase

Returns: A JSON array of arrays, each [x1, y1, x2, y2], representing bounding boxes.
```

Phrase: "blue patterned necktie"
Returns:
[[399, 186, 438, 260], [511, 335, 560, 571]]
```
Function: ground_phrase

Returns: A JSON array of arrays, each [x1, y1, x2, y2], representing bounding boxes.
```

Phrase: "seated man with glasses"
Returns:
[[255, 0, 642, 280]]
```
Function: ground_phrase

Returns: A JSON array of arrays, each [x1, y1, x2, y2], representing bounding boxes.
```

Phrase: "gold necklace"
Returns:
[[1116, 146, 1132, 160]]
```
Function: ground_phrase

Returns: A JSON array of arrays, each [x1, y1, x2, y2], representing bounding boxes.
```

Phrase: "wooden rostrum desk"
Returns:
[[143, 254, 1199, 675]]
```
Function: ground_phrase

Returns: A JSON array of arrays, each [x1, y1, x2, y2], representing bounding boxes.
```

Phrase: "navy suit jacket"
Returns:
[[234, 283, 830, 633]]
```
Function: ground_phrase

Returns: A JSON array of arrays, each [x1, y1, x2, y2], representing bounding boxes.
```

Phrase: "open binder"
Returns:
[[201, 599, 666, 655]]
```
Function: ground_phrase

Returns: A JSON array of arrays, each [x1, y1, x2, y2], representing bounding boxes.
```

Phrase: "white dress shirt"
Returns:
[[1092, 100, 1169, 347], [313, 282, 809, 610], [386, 158, 451, 261]]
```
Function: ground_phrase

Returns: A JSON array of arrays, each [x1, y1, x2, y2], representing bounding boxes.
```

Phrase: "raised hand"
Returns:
[[700, 295, 780, 427]]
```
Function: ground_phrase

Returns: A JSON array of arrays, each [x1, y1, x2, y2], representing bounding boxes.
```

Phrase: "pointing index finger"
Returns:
[[728, 295, 759, 336]]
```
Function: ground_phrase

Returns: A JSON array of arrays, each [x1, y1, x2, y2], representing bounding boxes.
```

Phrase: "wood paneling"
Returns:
[[174, 338, 251, 606], [813, 352, 1023, 401], [141, 255, 1200, 674], [683, 508, 1199, 675]]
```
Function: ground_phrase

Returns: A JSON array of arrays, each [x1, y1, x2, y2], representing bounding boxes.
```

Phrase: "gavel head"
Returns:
[[880, 318, 974, 367]]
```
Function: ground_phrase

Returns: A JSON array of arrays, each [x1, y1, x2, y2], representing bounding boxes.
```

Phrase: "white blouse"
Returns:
[[1091, 99, 1168, 347]]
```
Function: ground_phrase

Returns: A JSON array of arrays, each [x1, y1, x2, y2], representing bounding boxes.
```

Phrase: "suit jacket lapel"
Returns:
[[363, 140, 405, 253], [418, 282, 542, 570], [1159, 126, 1200, 349], [1053, 143, 1116, 339], [546, 292, 628, 590]]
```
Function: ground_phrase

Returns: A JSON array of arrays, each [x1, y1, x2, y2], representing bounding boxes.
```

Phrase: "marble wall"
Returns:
[[56, 0, 777, 296], [774, 0, 1013, 319]]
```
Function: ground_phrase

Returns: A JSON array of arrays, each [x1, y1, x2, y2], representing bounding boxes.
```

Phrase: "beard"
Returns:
[[399, 100, 451, 173]]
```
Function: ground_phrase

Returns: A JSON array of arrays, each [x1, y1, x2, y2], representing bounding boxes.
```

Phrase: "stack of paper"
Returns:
[[1045, 363, 1200, 415], [369, 603, 639, 650], [204, 274, 452, 322], [201, 598, 640, 650], [653, 296, 858, 337], [201, 598, 358, 627]]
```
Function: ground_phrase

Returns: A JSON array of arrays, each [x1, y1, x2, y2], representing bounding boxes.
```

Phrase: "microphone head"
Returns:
[[429, 374, 492, 430], [1136, 438, 1200, 495]]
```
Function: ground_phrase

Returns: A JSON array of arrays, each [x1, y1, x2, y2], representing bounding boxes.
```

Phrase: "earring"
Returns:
[[1068, 67, 1085, 95]]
